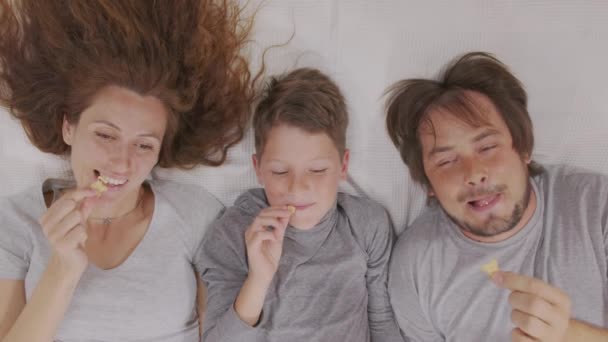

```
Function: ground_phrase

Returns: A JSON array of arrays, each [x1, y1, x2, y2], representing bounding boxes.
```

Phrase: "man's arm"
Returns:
[[565, 319, 608, 341]]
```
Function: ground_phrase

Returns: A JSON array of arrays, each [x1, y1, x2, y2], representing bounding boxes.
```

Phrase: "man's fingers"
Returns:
[[509, 291, 559, 325], [511, 309, 549, 340], [511, 327, 537, 342], [494, 271, 570, 308]]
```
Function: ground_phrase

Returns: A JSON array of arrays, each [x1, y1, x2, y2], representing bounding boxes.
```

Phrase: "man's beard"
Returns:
[[448, 181, 531, 238]]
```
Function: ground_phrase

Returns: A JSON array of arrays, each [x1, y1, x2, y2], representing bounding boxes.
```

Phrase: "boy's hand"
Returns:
[[492, 271, 571, 342], [244, 206, 292, 286]]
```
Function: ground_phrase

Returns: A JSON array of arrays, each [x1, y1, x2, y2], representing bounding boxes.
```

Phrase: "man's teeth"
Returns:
[[98, 175, 127, 186], [472, 198, 491, 207]]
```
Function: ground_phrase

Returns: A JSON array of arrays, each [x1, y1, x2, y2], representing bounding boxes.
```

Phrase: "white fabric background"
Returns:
[[1, 0, 607, 234]]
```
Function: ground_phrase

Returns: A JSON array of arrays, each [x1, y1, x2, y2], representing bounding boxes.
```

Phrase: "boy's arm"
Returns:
[[364, 208, 406, 342], [194, 212, 265, 342]]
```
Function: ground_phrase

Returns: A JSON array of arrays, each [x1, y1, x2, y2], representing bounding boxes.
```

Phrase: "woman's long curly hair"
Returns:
[[0, 0, 256, 168]]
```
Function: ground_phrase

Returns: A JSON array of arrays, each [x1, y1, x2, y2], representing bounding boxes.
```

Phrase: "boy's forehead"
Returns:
[[260, 124, 341, 159]]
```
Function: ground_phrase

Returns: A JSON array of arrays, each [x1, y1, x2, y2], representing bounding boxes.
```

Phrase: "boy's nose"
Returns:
[[288, 174, 311, 193]]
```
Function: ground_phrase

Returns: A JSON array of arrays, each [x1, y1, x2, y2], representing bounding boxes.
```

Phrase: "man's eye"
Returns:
[[437, 159, 454, 167], [481, 145, 497, 152]]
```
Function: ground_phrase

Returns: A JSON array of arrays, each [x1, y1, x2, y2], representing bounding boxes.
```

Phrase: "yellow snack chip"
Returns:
[[287, 205, 296, 214], [481, 259, 499, 276], [90, 178, 108, 194]]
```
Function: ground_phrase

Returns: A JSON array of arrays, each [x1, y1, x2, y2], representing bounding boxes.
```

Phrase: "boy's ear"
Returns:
[[339, 149, 350, 181], [62, 115, 75, 146], [252, 154, 263, 185]]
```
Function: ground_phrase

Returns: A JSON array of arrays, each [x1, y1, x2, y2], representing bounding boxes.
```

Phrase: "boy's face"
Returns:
[[253, 124, 349, 230]]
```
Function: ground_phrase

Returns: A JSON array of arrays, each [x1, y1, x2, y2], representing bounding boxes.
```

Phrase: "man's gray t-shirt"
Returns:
[[0, 179, 223, 342], [197, 189, 403, 342], [389, 165, 608, 341]]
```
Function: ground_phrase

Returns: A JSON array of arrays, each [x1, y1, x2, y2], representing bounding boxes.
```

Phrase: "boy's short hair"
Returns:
[[253, 68, 348, 157]]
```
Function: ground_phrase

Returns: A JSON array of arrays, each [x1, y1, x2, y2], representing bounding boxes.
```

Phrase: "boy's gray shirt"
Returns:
[[197, 188, 404, 342], [389, 165, 608, 341], [0, 178, 224, 341]]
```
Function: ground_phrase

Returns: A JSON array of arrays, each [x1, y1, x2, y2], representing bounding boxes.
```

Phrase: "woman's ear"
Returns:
[[62, 115, 75, 146]]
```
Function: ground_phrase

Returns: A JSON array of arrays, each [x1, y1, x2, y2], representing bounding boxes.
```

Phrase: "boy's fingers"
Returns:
[[248, 231, 277, 249], [259, 207, 292, 218]]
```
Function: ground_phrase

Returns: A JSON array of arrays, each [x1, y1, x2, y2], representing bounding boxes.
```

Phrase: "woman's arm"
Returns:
[[1, 257, 81, 342], [0, 280, 25, 340]]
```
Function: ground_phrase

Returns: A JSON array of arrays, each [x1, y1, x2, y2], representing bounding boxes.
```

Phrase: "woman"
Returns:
[[0, 1, 254, 341]]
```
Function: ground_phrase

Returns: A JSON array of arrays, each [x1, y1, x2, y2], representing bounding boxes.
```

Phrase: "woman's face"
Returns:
[[62, 85, 168, 205]]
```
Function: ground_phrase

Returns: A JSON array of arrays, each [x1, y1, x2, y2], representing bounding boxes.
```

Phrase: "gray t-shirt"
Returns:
[[0, 178, 224, 342], [389, 165, 608, 341], [197, 189, 403, 342]]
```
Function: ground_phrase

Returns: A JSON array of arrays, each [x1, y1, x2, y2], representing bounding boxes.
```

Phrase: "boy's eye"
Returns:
[[95, 132, 115, 140], [310, 168, 328, 174], [271, 171, 287, 176]]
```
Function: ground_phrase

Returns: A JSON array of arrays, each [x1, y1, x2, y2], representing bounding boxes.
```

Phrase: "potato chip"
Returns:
[[481, 259, 499, 276], [90, 178, 108, 195]]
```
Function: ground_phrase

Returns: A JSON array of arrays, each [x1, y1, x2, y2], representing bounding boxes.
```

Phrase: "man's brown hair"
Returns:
[[253, 68, 348, 157], [385, 51, 542, 189]]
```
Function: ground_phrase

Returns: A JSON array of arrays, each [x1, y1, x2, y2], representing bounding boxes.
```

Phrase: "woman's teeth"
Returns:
[[98, 174, 127, 186]]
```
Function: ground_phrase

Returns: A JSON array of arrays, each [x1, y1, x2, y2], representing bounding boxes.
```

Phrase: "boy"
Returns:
[[198, 68, 403, 341]]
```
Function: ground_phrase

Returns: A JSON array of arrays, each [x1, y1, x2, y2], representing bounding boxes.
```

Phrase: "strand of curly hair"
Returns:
[[0, 0, 257, 168]]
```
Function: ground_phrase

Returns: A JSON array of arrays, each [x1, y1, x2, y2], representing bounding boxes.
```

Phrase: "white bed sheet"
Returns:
[[2, 0, 607, 234]]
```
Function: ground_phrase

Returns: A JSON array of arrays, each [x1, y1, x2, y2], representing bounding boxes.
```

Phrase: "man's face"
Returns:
[[420, 92, 532, 241], [253, 124, 349, 230]]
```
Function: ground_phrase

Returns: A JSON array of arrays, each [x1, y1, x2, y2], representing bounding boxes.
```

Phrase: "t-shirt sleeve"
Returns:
[[389, 233, 444, 342], [0, 196, 33, 280], [363, 206, 406, 342]]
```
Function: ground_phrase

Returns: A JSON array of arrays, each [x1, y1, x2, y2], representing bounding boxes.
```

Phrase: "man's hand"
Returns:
[[492, 271, 571, 342]]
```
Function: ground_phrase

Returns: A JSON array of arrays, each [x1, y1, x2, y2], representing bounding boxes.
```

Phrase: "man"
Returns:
[[385, 51, 607, 341]]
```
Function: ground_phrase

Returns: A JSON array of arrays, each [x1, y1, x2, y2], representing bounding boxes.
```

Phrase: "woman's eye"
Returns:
[[95, 132, 115, 140], [137, 143, 154, 151]]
